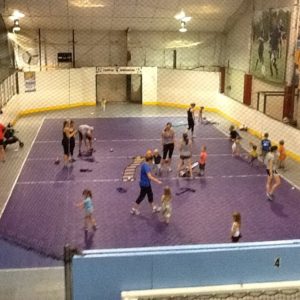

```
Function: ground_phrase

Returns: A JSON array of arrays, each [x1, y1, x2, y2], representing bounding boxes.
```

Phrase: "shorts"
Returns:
[[231, 234, 242, 243], [199, 163, 206, 170], [163, 143, 174, 160], [62, 139, 70, 156], [266, 169, 278, 176], [180, 155, 191, 160]]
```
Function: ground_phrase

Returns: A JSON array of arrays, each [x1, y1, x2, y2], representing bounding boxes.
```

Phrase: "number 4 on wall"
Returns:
[[274, 257, 281, 268]]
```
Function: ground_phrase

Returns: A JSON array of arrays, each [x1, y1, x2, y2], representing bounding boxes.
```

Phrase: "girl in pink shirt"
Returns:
[[198, 145, 207, 176]]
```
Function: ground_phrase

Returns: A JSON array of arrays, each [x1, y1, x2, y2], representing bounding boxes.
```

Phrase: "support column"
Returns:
[[243, 74, 252, 106], [283, 85, 294, 119], [219, 66, 225, 93]]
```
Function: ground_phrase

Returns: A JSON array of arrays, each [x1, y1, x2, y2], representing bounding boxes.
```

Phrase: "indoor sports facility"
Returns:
[[0, 0, 300, 299]]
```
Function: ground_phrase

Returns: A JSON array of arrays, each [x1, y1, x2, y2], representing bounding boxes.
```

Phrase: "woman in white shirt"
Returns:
[[265, 145, 281, 200]]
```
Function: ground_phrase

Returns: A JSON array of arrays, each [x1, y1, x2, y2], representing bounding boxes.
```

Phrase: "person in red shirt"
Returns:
[[0, 123, 6, 162], [198, 145, 207, 176]]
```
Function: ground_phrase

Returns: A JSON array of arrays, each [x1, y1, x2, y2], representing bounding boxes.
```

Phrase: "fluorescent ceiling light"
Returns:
[[179, 27, 187, 33], [70, 0, 105, 8]]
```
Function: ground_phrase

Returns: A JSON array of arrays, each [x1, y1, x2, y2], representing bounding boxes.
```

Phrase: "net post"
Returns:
[[64, 244, 78, 300]]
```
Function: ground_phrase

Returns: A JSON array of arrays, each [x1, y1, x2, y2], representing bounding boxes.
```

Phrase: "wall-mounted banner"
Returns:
[[250, 8, 290, 83], [24, 71, 36, 92], [96, 66, 142, 75]]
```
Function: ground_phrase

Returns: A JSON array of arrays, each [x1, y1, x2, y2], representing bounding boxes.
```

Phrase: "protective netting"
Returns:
[[123, 288, 300, 300]]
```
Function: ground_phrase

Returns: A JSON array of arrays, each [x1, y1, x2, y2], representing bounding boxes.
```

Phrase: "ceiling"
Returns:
[[2, 0, 246, 32]]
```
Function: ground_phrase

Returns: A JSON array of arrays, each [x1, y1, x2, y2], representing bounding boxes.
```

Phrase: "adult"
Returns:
[[265, 145, 281, 200], [0, 122, 6, 162], [130, 151, 162, 215], [69, 120, 77, 162], [161, 122, 175, 172], [62, 120, 77, 166], [187, 103, 196, 138], [177, 133, 193, 177], [78, 124, 94, 156]]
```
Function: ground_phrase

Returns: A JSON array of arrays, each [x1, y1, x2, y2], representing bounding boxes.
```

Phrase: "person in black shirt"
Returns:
[[187, 103, 196, 138], [229, 125, 240, 141]]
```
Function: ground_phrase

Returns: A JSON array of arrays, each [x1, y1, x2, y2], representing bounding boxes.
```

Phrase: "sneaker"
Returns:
[[168, 167, 172, 172], [130, 208, 140, 215], [266, 192, 273, 201], [152, 206, 161, 213]]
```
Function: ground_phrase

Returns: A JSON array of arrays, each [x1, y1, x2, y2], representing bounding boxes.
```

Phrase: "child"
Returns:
[[261, 132, 271, 159], [232, 139, 240, 156], [249, 142, 258, 166], [278, 140, 286, 169], [161, 186, 172, 224], [231, 212, 241, 243], [76, 189, 97, 231], [152, 149, 162, 175], [198, 145, 207, 176], [198, 106, 204, 123], [101, 97, 107, 112]]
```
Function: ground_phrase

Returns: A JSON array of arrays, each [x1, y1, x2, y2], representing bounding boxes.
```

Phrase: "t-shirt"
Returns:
[[261, 139, 271, 152], [161, 129, 174, 145], [278, 145, 286, 161], [0, 123, 5, 140], [84, 197, 93, 213], [199, 151, 207, 165], [265, 152, 276, 170], [140, 163, 151, 187], [153, 154, 161, 164], [250, 149, 258, 158], [230, 130, 238, 140], [78, 125, 93, 137]]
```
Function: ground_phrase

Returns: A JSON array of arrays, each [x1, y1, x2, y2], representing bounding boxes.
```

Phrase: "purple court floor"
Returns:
[[0, 117, 300, 265]]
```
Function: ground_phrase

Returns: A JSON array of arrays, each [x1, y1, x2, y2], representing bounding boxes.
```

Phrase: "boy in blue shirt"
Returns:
[[131, 151, 162, 215], [261, 132, 271, 159]]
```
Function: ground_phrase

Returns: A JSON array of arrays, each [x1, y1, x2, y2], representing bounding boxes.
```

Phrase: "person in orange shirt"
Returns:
[[278, 140, 286, 169], [198, 145, 207, 176], [0, 122, 6, 162]]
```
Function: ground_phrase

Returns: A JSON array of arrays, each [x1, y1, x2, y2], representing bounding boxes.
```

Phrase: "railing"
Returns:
[[0, 73, 17, 112]]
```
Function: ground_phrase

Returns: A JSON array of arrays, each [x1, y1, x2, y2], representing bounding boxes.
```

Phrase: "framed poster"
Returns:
[[250, 8, 290, 83]]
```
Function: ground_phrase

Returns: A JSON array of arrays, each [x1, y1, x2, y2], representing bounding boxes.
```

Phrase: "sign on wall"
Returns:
[[24, 71, 36, 92], [250, 8, 290, 83], [96, 66, 142, 75]]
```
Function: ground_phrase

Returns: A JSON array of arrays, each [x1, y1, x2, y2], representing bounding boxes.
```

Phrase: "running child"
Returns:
[[198, 145, 207, 176], [278, 140, 286, 169], [152, 149, 162, 176], [76, 189, 97, 232], [130, 150, 162, 216], [231, 212, 242, 243], [161, 186, 172, 224]]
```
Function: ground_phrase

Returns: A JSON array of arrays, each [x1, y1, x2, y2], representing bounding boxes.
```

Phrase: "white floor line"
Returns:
[[16, 174, 266, 185], [0, 117, 45, 220], [34, 137, 229, 143], [26, 153, 235, 161]]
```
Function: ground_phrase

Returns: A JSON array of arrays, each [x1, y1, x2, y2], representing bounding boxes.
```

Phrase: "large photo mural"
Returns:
[[250, 8, 290, 84]]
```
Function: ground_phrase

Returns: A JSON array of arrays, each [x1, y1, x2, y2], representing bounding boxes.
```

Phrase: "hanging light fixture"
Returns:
[[179, 21, 187, 33], [13, 19, 21, 32], [175, 9, 191, 32]]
